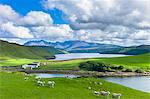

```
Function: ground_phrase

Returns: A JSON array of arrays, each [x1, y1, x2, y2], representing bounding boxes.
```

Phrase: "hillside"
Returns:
[[101, 45, 150, 55], [0, 40, 64, 59]]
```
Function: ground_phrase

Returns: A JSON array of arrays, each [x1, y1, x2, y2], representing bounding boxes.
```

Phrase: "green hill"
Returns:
[[101, 45, 150, 55], [0, 40, 64, 59]]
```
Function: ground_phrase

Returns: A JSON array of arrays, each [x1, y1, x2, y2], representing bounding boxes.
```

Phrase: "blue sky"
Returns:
[[0, 0, 149, 46], [0, 0, 68, 24]]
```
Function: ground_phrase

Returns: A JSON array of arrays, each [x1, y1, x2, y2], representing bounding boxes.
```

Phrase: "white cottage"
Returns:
[[22, 62, 40, 69]]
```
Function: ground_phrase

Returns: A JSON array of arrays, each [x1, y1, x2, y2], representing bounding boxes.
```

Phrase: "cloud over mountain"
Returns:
[[0, 0, 150, 46], [43, 0, 150, 46]]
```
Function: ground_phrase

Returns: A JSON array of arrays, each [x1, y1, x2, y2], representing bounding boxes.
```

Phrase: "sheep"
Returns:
[[98, 82, 102, 85], [35, 76, 41, 81], [94, 82, 97, 84], [47, 81, 55, 88], [24, 73, 28, 77], [93, 91, 100, 96], [112, 93, 122, 99], [43, 62, 47, 65], [93, 82, 102, 85], [24, 77, 29, 81], [37, 80, 45, 86], [87, 86, 92, 90], [100, 91, 110, 98]]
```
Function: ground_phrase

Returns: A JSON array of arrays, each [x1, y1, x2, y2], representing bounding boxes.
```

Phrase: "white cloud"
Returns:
[[31, 24, 73, 41], [43, 0, 150, 29], [42, 0, 150, 46], [129, 30, 150, 40], [0, 4, 20, 23], [19, 11, 53, 26], [0, 22, 33, 38], [0, 4, 73, 41], [0, 2, 150, 46]]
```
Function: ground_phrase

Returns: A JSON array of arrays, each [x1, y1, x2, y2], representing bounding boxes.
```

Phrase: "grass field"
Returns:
[[0, 53, 150, 71], [38, 53, 150, 71], [0, 58, 37, 66], [0, 72, 149, 99]]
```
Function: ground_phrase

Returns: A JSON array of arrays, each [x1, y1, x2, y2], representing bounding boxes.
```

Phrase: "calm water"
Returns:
[[35, 73, 78, 78], [35, 73, 150, 93], [102, 76, 150, 93], [54, 53, 129, 60]]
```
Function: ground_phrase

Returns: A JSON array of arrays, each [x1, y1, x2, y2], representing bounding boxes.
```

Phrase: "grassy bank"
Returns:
[[38, 53, 150, 71], [0, 57, 37, 66], [0, 53, 150, 71], [0, 72, 149, 99]]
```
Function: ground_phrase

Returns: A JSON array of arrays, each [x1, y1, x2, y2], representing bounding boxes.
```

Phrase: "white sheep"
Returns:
[[87, 86, 92, 90], [24, 73, 28, 76], [100, 91, 110, 97], [37, 80, 45, 86], [47, 81, 55, 88], [35, 76, 41, 81], [94, 91, 100, 95], [94, 82, 97, 84], [112, 93, 122, 99], [24, 77, 29, 81], [98, 82, 102, 85]]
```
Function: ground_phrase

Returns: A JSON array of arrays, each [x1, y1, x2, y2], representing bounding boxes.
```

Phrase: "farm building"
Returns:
[[22, 62, 40, 69]]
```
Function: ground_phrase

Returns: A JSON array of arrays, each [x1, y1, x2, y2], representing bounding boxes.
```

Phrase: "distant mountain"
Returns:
[[24, 40, 122, 51], [0, 40, 65, 59], [24, 40, 50, 46], [24, 40, 150, 55], [115, 45, 150, 55]]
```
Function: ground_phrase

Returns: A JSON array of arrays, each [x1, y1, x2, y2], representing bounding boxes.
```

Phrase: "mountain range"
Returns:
[[24, 40, 150, 55]]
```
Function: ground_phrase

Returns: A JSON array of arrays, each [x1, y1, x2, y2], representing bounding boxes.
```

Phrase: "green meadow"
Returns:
[[0, 72, 149, 99], [38, 53, 150, 71], [0, 58, 37, 66], [0, 53, 150, 71]]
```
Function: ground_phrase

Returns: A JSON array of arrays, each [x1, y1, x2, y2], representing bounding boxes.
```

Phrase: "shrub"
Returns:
[[118, 66, 124, 70], [110, 65, 124, 70], [124, 68, 133, 72], [135, 69, 144, 73], [79, 61, 120, 72], [79, 62, 91, 70]]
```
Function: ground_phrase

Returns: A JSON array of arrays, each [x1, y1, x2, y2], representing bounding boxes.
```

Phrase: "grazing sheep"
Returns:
[[37, 80, 45, 86], [100, 91, 110, 97], [94, 82, 97, 84], [24, 77, 29, 81], [24, 73, 28, 76], [35, 76, 41, 81], [94, 91, 100, 95], [112, 93, 122, 99], [98, 82, 102, 85], [47, 81, 55, 88], [87, 86, 92, 90]]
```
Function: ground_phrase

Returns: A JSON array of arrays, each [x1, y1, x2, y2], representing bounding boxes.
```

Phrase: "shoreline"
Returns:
[[22, 70, 150, 77], [1, 66, 150, 77]]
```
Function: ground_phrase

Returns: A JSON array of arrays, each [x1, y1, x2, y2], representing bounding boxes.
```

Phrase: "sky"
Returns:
[[0, 0, 150, 46]]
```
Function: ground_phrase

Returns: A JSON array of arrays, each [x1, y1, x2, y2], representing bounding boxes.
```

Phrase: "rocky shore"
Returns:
[[1, 66, 150, 77]]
